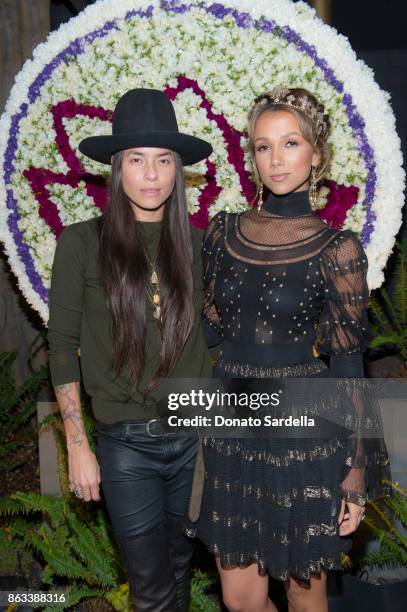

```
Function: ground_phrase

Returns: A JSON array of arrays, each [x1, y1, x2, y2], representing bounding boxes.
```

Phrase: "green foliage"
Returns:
[[1, 408, 219, 611], [0, 339, 49, 471], [42, 586, 103, 612], [105, 583, 130, 611], [0, 491, 129, 610], [369, 239, 407, 363], [0, 489, 219, 611], [359, 481, 407, 570], [1, 349, 219, 610], [0, 522, 36, 577], [1, 401, 126, 609], [190, 568, 218, 611]]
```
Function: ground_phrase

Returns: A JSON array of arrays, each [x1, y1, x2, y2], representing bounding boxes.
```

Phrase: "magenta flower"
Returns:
[[317, 179, 359, 229], [23, 84, 357, 238]]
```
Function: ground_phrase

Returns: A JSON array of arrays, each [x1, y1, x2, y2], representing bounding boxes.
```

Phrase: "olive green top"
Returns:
[[48, 217, 212, 423]]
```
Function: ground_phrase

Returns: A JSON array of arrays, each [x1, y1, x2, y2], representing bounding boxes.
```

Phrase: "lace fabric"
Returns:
[[201, 200, 390, 505], [203, 208, 369, 354]]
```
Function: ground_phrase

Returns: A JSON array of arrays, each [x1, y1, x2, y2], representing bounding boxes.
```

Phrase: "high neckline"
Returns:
[[139, 219, 163, 231], [262, 190, 312, 217]]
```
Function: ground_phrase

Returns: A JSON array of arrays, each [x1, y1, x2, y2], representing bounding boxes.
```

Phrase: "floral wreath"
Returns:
[[0, 0, 404, 323]]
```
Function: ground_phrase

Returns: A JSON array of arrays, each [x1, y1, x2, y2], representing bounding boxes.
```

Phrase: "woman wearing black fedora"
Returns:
[[48, 88, 213, 611]]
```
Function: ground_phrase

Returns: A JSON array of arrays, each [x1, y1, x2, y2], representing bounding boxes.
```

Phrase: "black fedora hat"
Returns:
[[79, 88, 213, 166]]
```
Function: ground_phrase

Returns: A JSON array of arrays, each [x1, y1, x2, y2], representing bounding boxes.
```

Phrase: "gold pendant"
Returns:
[[153, 293, 160, 305], [151, 270, 158, 285]]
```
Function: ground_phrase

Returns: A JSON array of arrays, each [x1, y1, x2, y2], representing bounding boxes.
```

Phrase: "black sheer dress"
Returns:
[[186, 190, 390, 581]]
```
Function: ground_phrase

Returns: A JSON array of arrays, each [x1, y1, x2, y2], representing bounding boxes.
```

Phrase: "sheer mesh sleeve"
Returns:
[[335, 378, 391, 506], [202, 212, 225, 347], [316, 230, 370, 358], [317, 232, 390, 505]]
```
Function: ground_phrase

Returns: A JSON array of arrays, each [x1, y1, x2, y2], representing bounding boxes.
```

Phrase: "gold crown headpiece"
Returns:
[[254, 87, 327, 138]]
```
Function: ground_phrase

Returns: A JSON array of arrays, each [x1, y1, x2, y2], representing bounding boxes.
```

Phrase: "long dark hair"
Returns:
[[98, 150, 194, 398]]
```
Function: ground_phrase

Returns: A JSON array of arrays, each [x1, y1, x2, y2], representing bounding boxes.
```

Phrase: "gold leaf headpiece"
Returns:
[[254, 86, 327, 138]]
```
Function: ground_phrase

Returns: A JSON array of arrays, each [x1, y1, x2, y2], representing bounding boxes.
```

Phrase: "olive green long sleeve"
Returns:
[[48, 217, 212, 423]]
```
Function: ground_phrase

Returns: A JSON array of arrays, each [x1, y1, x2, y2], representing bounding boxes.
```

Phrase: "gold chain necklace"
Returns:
[[145, 255, 161, 321]]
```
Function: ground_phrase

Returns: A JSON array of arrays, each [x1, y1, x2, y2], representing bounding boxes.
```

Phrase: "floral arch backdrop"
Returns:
[[0, 0, 404, 323]]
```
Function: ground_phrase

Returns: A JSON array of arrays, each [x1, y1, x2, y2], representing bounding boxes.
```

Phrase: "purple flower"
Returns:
[[3, 0, 378, 309]]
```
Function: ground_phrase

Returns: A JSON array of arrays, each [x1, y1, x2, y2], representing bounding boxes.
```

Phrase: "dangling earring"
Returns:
[[257, 183, 264, 213], [309, 165, 318, 208]]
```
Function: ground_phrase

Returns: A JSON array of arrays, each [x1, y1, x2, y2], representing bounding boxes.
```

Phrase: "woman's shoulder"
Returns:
[[54, 218, 101, 267], [57, 216, 101, 250], [320, 228, 368, 275], [210, 209, 228, 225], [322, 228, 366, 259], [59, 216, 101, 240], [203, 210, 229, 242]]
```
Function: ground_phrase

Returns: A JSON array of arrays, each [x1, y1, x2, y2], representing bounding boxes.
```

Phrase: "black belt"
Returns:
[[95, 418, 177, 438]]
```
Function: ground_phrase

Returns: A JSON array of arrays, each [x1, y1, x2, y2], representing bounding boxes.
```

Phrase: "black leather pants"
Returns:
[[96, 421, 197, 611]]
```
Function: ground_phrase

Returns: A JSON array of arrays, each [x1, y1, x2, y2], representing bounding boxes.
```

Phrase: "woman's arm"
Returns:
[[56, 382, 87, 448], [48, 223, 100, 502], [201, 212, 225, 347], [54, 381, 100, 502], [316, 232, 382, 533]]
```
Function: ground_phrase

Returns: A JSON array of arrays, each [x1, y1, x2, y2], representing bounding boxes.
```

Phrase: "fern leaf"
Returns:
[[381, 289, 403, 333], [0, 496, 27, 516], [387, 481, 407, 496], [190, 569, 218, 612], [31, 524, 96, 583], [369, 294, 393, 334], [64, 506, 117, 586], [52, 427, 71, 496], [369, 500, 394, 532], [0, 352, 17, 407], [5, 400, 37, 437], [361, 547, 406, 570], [382, 497, 407, 543], [42, 586, 103, 612], [105, 583, 131, 611], [369, 334, 403, 350], [11, 492, 66, 529], [341, 553, 352, 569], [3, 364, 48, 413], [42, 564, 56, 585], [363, 514, 407, 567], [38, 412, 62, 433], [88, 508, 123, 569], [392, 239, 407, 327]]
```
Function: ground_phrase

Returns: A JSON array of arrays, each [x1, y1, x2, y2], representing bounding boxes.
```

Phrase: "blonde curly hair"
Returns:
[[248, 86, 331, 187]]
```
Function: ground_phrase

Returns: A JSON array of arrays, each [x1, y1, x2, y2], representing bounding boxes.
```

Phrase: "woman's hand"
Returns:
[[68, 445, 101, 502], [54, 382, 101, 502], [338, 499, 365, 535]]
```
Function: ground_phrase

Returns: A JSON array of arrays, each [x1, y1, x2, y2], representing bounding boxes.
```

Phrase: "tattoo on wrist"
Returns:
[[68, 433, 85, 447], [55, 383, 86, 442]]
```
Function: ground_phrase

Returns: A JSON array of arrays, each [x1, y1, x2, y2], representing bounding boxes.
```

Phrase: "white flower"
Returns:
[[0, 0, 404, 321]]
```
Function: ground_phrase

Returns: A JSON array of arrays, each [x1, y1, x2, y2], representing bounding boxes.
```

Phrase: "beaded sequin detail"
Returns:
[[217, 359, 327, 378]]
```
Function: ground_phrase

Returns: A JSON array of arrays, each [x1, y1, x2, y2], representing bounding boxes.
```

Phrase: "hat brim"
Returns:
[[78, 131, 213, 166]]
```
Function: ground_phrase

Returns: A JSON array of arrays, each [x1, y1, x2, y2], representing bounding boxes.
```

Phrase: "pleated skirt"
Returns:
[[185, 360, 353, 582]]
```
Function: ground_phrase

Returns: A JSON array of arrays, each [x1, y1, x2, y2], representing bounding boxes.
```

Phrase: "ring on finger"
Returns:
[[73, 488, 84, 499]]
